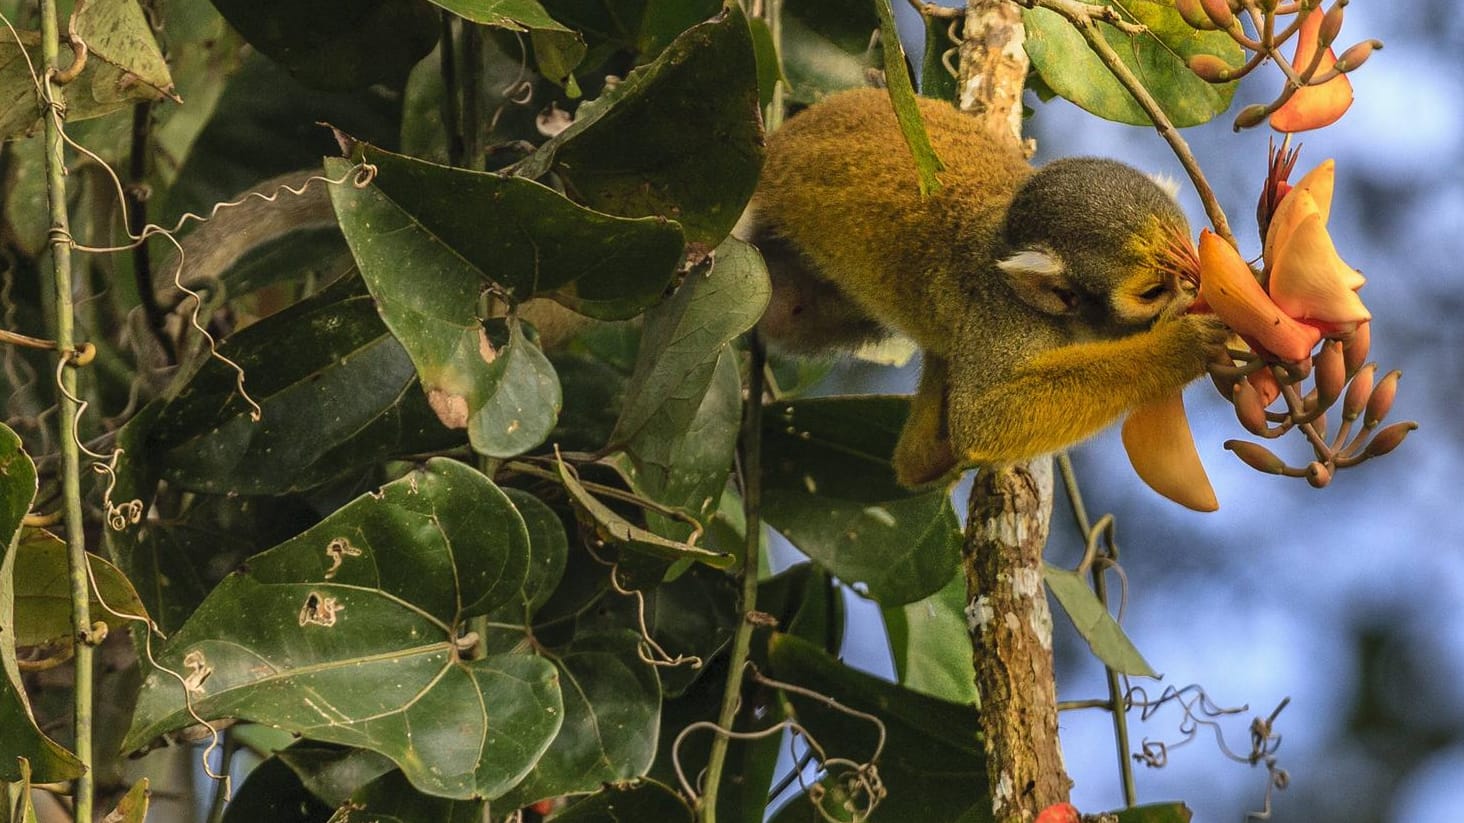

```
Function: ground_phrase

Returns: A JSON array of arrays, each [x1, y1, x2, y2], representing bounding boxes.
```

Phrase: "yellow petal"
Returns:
[[1122, 392, 1218, 512], [1198, 229, 1321, 362], [1269, 212, 1372, 325], [1292, 159, 1335, 226], [1264, 163, 1337, 263]]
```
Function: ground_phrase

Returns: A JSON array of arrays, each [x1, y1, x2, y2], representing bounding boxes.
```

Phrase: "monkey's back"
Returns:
[[753, 88, 1031, 351]]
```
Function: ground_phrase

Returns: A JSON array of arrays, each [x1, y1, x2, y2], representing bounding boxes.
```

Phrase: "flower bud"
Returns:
[[1343, 321, 1371, 374], [1234, 104, 1270, 131], [1189, 54, 1237, 83], [1201, 0, 1234, 28], [1311, 409, 1329, 439], [1225, 440, 1288, 474], [1319, 2, 1345, 47], [1176, 0, 1217, 29], [1232, 378, 1270, 436], [1341, 363, 1374, 422], [1335, 40, 1381, 73], [1305, 461, 1332, 488], [1314, 340, 1346, 409], [1361, 421, 1417, 458], [1364, 369, 1400, 427]]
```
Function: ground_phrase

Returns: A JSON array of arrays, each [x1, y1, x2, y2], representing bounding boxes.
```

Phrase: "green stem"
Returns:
[[38, 0, 93, 819], [1056, 454, 1137, 807], [700, 332, 767, 822], [461, 23, 485, 171]]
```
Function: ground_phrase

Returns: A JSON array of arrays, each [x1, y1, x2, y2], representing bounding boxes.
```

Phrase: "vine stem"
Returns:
[[1057, 453, 1137, 807], [700, 330, 767, 822], [38, 0, 94, 819], [1020, 0, 1236, 245]]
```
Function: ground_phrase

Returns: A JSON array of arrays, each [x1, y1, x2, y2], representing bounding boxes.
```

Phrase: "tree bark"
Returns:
[[955, 2, 1072, 820]]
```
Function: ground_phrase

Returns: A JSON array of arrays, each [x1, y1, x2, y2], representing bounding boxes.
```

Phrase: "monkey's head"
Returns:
[[995, 157, 1199, 339]]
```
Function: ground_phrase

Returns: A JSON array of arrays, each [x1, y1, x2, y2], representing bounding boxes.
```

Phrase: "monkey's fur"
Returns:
[[747, 89, 1228, 486]]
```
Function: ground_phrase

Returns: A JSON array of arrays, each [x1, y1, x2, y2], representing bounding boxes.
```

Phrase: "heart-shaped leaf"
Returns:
[[123, 459, 562, 800]]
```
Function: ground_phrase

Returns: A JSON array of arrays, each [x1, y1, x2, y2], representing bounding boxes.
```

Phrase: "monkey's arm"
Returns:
[[892, 355, 957, 486], [946, 314, 1227, 465]]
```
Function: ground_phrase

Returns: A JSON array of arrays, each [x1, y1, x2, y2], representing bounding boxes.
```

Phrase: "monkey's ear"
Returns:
[[998, 249, 1077, 315]]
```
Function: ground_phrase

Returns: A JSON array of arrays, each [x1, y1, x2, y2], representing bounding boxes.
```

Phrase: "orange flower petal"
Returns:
[[1198, 229, 1321, 362], [1264, 161, 1336, 260], [1269, 212, 1372, 325], [1269, 11, 1354, 133], [1292, 159, 1335, 225], [1122, 392, 1218, 512]]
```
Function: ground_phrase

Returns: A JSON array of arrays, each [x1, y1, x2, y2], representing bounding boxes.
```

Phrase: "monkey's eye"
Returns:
[[1051, 286, 1079, 311], [1137, 284, 1169, 302]]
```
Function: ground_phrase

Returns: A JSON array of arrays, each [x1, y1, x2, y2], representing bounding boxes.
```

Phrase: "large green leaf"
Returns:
[[1043, 562, 1157, 677], [767, 633, 991, 823], [150, 273, 460, 494], [549, 779, 693, 822], [275, 743, 396, 808], [512, 5, 763, 249], [760, 397, 961, 606], [882, 570, 976, 704], [610, 238, 769, 448], [123, 459, 562, 800], [622, 342, 742, 529], [339, 769, 485, 821], [0, 423, 84, 783], [496, 632, 661, 807], [208, 0, 438, 90], [779, 0, 880, 105], [73, 0, 176, 101], [1023, 1, 1241, 127], [502, 488, 570, 616]]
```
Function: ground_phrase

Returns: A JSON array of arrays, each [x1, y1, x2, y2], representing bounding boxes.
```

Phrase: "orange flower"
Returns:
[[1123, 391, 1219, 512], [1198, 229, 1321, 363], [1270, 9, 1354, 133]]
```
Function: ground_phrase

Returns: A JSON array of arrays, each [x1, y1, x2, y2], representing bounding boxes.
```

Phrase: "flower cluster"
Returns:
[[1122, 149, 1414, 510], [1178, 0, 1382, 133]]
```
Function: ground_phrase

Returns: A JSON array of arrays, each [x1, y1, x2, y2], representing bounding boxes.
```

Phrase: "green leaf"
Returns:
[[12, 529, 149, 648], [555, 456, 734, 569], [1022, 1, 1241, 128], [748, 17, 786, 110], [622, 343, 741, 529], [766, 633, 991, 823], [123, 459, 563, 800], [222, 755, 333, 823], [341, 769, 485, 822], [874, 0, 944, 195], [549, 779, 693, 822], [1, 757, 38, 823], [150, 274, 461, 494], [1114, 802, 1193, 822], [208, 0, 439, 91], [73, 0, 177, 101], [474, 316, 564, 458], [882, 570, 976, 704], [275, 743, 396, 807], [427, 0, 587, 90], [102, 778, 150, 823], [503, 488, 570, 615], [1043, 562, 1157, 677], [512, 5, 764, 249], [760, 397, 961, 606], [610, 238, 769, 448], [0, 423, 84, 783], [920, 11, 959, 102], [778, 0, 880, 105], [496, 632, 661, 807], [149, 2, 246, 188], [0, 27, 168, 139]]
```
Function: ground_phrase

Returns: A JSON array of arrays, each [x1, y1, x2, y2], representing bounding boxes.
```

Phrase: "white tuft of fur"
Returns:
[[997, 248, 1065, 278], [1147, 172, 1183, 201]]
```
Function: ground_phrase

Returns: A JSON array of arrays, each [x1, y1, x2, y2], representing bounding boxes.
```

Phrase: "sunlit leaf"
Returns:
[[1043, 563, 1156, 677], [124, 459, 562, 800], [73, 0, 176, 101], [12, 529, 149, 649], [883, 571, 976, 703], [1023, 1, 1241, 127], [0, 423, 84, 783]]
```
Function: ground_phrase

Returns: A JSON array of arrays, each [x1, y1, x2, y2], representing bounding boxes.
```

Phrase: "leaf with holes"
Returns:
[[0, 423, 84, 783], [511, 5, 763, 249], [122, 459, 563, 800]]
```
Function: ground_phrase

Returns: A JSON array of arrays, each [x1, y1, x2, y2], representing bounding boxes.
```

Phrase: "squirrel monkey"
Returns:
[[746, 89, 1229, 486]]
